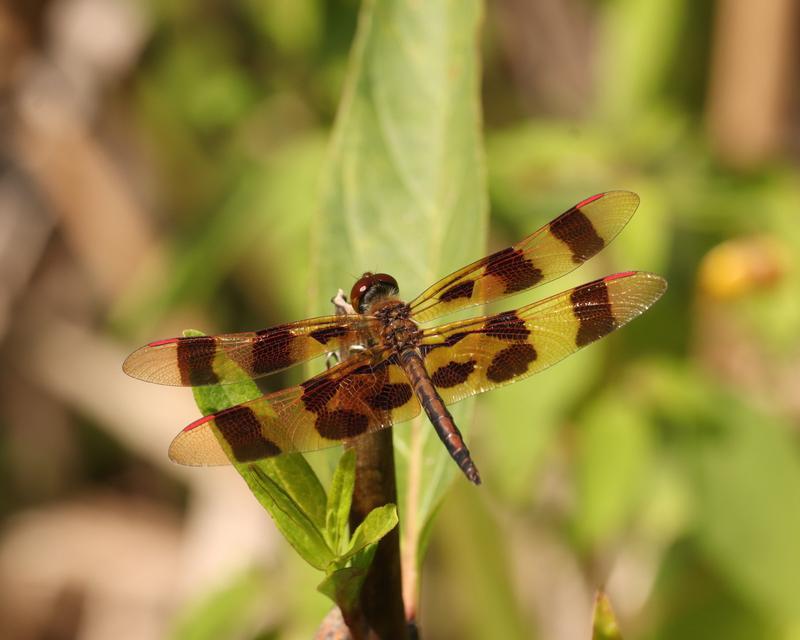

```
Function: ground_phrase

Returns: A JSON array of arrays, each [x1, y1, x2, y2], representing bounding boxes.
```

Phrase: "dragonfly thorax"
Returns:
[[373, 300, 421, 353]]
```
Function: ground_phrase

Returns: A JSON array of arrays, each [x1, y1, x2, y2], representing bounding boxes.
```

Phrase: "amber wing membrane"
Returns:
[[168, 352, 421, 465], [408, 191, 640, 323], [123, 315, 377, 386], [420, 271, 667, 404]]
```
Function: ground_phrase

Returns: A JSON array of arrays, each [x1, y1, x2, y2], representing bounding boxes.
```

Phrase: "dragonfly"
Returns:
[[124, 191, 666, 485]]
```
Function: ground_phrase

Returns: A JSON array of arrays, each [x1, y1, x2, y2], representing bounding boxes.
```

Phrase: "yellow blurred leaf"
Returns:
[[592, 590, 623, 640]]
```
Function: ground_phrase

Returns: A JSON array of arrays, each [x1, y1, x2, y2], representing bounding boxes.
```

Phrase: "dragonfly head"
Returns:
[[351, 272, 399, 314]]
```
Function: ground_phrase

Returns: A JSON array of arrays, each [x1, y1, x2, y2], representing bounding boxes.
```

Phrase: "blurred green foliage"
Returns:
[[170, 569, 273, 640], [109, 0, 800, 638]]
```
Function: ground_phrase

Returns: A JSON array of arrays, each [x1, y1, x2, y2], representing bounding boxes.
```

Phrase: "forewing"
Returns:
[[123, 315, 378, 386], [420, 272, 666, 403], [409, 191, 640, 322], [168, 352, 421, 465]]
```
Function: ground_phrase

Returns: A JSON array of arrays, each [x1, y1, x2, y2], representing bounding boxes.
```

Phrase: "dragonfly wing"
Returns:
[[420, 272, 667, 403], [168, 352, 421, 465], [123, 315, 378, 386], [409, 191, 640, 322]]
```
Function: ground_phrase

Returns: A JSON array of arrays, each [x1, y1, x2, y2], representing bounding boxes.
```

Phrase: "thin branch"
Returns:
[[348, 429, 408, 639], [401, 416, 423, 621]]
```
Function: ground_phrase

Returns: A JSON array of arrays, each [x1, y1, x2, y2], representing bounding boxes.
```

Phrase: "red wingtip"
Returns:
[[576, 193, 604, 209], [604, 271, 637, 282], [147, 338, 179, 347], [184, 415, 213, 431]]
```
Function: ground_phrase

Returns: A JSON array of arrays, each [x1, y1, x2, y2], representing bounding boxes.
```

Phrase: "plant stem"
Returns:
[[348, 430, 409, 639], [401, 416, 423, 621]]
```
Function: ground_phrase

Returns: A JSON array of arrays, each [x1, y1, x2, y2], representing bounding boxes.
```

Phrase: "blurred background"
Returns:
[[1, 0, 800, 639]]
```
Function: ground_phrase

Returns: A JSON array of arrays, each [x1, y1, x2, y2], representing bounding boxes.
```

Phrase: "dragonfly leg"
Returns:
[[331, 288, 357, 315], [325, 351, 341, 370]]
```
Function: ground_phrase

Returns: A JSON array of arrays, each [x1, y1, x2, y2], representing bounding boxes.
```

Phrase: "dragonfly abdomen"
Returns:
[[398, 349, 481, 485]]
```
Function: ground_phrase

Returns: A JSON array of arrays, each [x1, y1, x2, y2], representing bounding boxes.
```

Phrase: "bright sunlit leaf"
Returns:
[[314, 0, 488, 573]]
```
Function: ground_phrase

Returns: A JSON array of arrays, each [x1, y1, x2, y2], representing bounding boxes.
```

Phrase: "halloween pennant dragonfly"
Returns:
[[124, 191, 666, 485]]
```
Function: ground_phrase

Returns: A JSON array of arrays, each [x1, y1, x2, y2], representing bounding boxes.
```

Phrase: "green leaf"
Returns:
[[259, 456, 327, 532], [325, 449, 357, 553], [317, 567, 368, 618], [314, 0, 488, 575], [340, 504, 398, 565], [246, 466, 334, 571], [592, 591, 624, 640], [317, 521, 385, 617], [183, 330, 330, 564], [317, 545, 378, 618]]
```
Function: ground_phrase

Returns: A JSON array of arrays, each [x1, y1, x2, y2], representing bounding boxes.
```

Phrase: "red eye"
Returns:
[[350, 272, 399, 313]]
